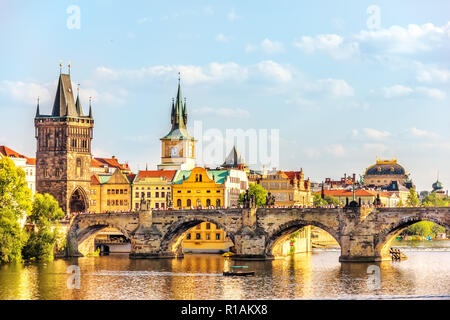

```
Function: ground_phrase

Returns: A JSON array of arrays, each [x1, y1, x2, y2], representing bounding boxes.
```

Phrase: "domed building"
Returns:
[[363, 158, 412, 188], [363, 158, 414, 204], [432, 178, 446, 198]]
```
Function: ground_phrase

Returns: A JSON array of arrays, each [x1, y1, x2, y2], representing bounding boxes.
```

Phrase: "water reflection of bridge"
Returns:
[[65, 206, 450, 262]]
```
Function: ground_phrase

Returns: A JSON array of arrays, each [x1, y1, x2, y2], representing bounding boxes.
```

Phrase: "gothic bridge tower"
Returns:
[[35, 66, 94, 214]]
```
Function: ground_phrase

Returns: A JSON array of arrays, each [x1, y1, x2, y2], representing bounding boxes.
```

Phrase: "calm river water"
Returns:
[[0, 242, 449, 300]]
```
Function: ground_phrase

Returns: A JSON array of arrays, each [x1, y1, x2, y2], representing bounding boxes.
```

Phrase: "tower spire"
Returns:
[[35, 96, 40, 117], [75, 83, 83, 116], [88, 96, 93, 118]]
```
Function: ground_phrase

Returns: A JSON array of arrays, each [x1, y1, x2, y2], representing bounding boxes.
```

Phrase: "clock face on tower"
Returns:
[[170, 147, 178, 157]]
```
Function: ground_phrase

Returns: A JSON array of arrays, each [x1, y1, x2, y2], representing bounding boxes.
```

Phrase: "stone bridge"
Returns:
[[66, 206, 450, 262]]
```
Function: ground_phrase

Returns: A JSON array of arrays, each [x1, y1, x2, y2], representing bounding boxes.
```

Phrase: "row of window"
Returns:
[[176, 190, 221, 194], [135, 202, 165, 209], [135, 191, 166, 198], [107, 199, 129, 206], [135, 186, 169, 190], [108, 189, 128, 195], [176, 199, 221, 207], [186, 233, 221, 240]]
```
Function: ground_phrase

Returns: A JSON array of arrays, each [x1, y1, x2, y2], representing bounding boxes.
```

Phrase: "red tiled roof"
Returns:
[[136, 170, 177, 181], [26, 158, 36, 165], [91, 157, 130, 170], [127, 173, 136, 183], [90, 174, 101, 185], [0, 145, 28, 159]]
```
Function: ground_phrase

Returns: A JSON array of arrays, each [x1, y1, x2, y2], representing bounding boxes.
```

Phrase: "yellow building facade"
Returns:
[[172, 167, 227, 209], [89, 169, 133, 213], [182, 222, 233, 253], [259, 170, 312, 207], [131, 170, 176, 210]]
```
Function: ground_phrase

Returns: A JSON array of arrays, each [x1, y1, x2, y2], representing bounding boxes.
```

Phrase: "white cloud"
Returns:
[[255, 60, 292, 83], [228, 9, 239, 21], [293, 34, 359, 60], [355, 22, 450, 55], [216, 33, 231, 43], [409, 127, 439, 139], [381, 85, 413, 98], [193, 106, 250, 118], [0, 80, 52, 105], [260, 39, 284, 54], [416, 65, 450, 83], [94, 62, 248, 85], [363, 128, 391, 140], [378, 84, 446, 100], [246, 38, 284, 54], [315, 78, 354, 98], [294, 22, 450, 60], [416, 86, 446, 100], [325, 144, 345, 157]]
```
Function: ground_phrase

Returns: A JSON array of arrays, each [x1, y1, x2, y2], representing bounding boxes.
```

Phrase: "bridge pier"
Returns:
[[232, 227, 272, 260]]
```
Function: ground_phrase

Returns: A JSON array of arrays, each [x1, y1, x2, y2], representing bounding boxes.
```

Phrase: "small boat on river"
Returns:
[[223, 266, 255, 276]]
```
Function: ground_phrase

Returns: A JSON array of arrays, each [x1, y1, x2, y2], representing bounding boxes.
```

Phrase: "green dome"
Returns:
[[432, 180, 443, 191]]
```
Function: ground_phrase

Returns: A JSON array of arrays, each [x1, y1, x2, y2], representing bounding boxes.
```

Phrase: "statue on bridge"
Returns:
[[140, 197, 151, 211], [266, 192, 275, 207], [165, 192, 172, 209], [243, 189, 255, 209]]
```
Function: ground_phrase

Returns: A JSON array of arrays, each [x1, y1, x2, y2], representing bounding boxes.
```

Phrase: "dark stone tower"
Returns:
[[35, 69, 94, 214]]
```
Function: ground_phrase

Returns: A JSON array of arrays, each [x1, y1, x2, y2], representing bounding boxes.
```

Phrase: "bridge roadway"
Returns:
[[65, 206, 450, 262]]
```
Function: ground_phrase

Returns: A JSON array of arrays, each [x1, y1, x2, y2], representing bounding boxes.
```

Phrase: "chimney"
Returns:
[[353, 173, 356, 182]]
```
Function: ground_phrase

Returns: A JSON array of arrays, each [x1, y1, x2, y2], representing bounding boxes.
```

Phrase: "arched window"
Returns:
[[206, 199, 211, 207], [187, 199, 191, 207], [177, 199, 182, 207], [216, 199, 221, 208], [199, 174, 202, 182]]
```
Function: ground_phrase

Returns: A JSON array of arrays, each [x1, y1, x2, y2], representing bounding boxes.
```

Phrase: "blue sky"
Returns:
[[0, 0, 449, 191]]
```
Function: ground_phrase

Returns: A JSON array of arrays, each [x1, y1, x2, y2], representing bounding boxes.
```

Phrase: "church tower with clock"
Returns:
[[157, 77, 195, 171]]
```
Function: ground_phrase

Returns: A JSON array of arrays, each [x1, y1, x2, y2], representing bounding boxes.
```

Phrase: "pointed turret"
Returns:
[[35, 97, 40, 117], [161, 75, 192, 140], [183, 98, 187, 125], [75, 84, 84, 116], [222, 146, 247, 169], [51, 73, 78, 117], [88, 97, 93, 119]]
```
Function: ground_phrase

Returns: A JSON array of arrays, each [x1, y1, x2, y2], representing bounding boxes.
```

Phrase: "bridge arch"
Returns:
[[160, 216, 235, 258], [265, 219, 341, 257], [68, 217, 133, 256], [375, 214, 450, 260]]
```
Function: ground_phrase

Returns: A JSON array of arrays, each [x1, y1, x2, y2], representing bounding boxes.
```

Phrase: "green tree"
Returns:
[[22, 193, 64, 261], [401, 221, 444, 238], [313, 194, 328, 207], [422, 192, 449, 207], [324, 195, 340, 206], [0, 157, 32, 263], [406, 188, 420, 207], [239, 184, 268, 206], [396, 198, 404, 207]]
